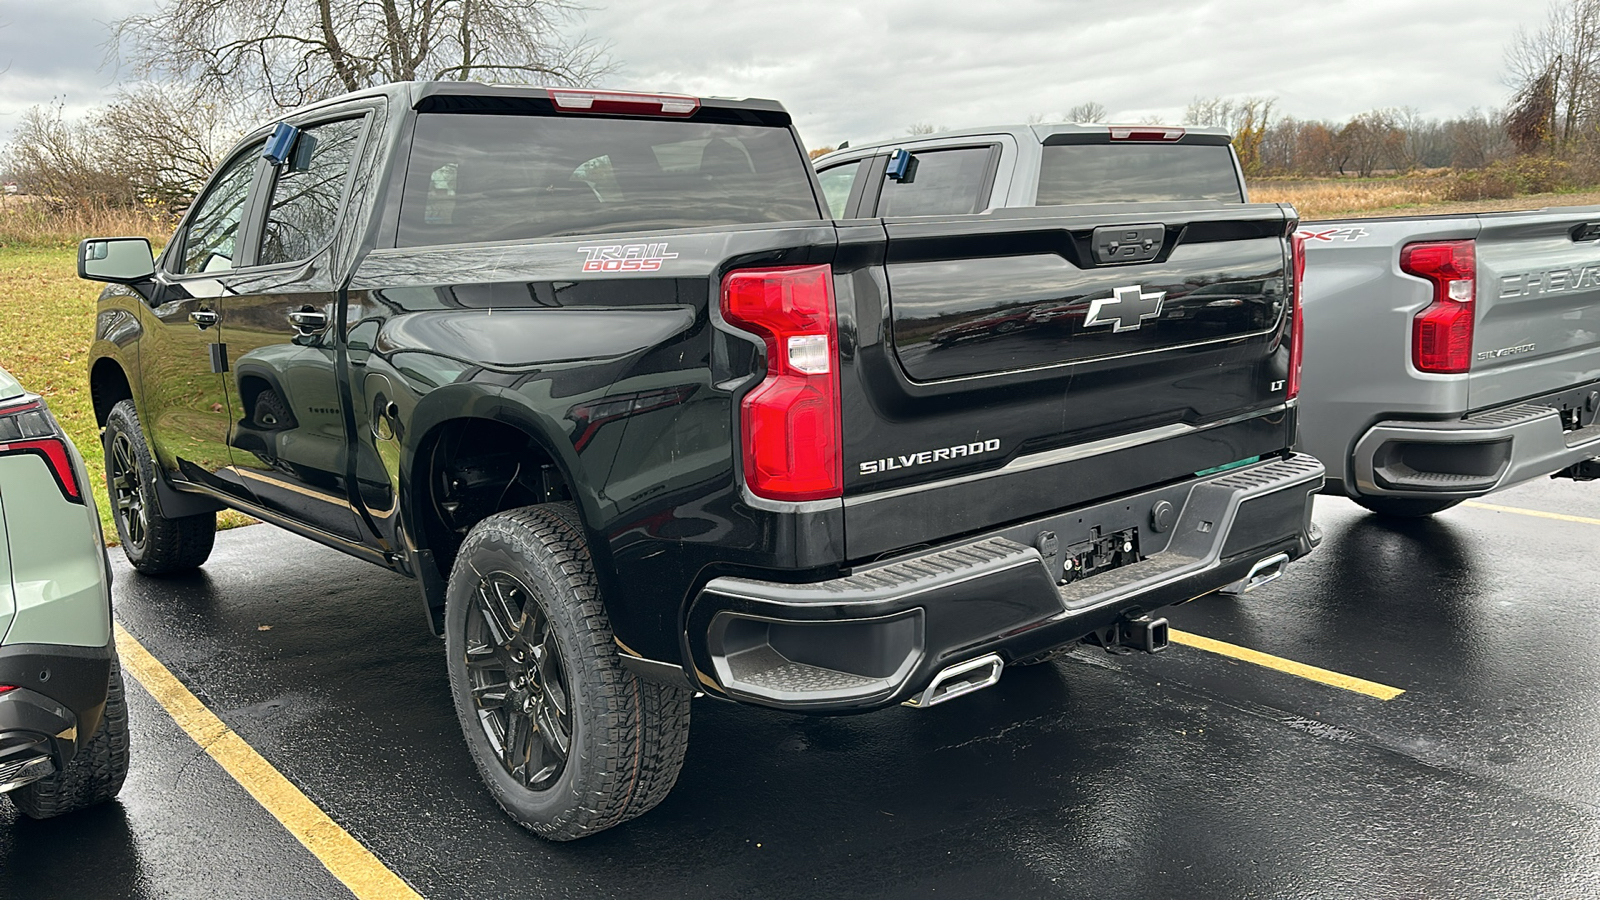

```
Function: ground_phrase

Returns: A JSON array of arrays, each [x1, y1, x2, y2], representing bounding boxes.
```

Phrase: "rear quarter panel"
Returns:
[[1294, 217, 1478, 488]]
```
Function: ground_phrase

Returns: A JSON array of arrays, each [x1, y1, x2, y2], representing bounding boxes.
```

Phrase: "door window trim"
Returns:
[[249, 109, 375, 274]]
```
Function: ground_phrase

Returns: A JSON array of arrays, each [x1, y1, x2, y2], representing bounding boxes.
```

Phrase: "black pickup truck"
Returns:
[[81, 83, 1323, 840]]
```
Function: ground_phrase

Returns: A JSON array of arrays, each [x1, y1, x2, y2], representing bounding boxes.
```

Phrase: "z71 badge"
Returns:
[[577, 242, 679, 273]]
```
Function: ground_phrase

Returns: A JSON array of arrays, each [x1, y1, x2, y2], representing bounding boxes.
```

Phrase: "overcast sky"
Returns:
[[0, 0, 1550, 150]]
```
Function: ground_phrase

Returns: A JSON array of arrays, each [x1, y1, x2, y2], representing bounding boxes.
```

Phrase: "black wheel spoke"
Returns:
[[477, 581, 520, 647], [503, 711, 532, 784]]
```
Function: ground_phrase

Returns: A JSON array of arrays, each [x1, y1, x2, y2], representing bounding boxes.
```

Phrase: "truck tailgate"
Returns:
[[838, 204, 1299, 559], [1473, 208, 1600, 410]]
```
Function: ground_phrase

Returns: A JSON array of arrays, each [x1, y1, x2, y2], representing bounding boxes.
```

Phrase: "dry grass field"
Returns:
[[0, 232, 254, 543], [1252, 176, 1600, 220]]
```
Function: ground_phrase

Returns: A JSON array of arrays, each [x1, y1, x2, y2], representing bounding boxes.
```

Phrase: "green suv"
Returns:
[[0, 364, 128, 817]]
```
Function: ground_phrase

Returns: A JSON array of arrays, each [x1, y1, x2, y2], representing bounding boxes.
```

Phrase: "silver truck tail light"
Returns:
[[720, 265, 843, 501], [1402, 240, 1476, 374], [0, 398, 81, 502]]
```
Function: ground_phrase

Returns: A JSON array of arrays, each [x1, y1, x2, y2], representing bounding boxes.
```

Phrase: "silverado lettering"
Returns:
[[859, 439, 1001, 475]]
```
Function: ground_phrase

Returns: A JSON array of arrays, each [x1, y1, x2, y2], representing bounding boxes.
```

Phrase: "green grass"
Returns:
[[0, 243, 254, 543]]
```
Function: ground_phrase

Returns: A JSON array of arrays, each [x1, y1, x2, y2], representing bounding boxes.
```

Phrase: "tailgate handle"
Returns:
[[1571, 222, 1600, 242], [1092, 224, 1165, 265]]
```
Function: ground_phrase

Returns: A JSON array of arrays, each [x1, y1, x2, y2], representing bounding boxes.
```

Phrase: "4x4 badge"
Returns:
[[1084, 285, 1166, 332]]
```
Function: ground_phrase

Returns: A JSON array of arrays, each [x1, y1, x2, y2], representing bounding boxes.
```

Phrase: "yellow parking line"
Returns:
[[1168, 628, 1405, 701], [1462, 500, 1600, 527], [114, 622, 422, 900]]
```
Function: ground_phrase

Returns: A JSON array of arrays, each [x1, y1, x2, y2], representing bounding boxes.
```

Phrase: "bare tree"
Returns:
[[6, 102, 136, 207], [111, 0, 612, 108], [1336, 110, 1406, 177], [1064, 101, 1107, 123], [1184, 96, 1274, 175], [7, 84, 248, 210], [906, 122, 943, 136], [1504, 0, 1600, 151], [100, 83, 249, 207], [1445, 108, 1512, 168]]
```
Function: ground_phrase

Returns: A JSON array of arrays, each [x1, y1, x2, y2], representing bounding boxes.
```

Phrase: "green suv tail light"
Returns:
[[0, 397, 82, 502]]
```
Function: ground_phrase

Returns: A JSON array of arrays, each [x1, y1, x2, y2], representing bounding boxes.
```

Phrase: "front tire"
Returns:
[[444, 503, 691, 841], [1352, 495, 1463, 518], [11, 657, 131, 819], [104, 400, 215, 574]]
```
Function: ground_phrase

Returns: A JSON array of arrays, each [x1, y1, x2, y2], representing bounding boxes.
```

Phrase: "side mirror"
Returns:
[[79, 237, 155, 284]]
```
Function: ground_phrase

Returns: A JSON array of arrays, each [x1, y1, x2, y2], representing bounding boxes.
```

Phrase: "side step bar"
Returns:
[[904, 653, 1004, 709]]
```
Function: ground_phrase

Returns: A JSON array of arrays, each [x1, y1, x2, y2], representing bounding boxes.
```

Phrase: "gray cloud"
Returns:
[[0, 0, 1541, 151]]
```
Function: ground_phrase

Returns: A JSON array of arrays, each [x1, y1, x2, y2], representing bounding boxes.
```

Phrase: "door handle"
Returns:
[[288, 309, 329, 332], [189, 309, 219, 329]]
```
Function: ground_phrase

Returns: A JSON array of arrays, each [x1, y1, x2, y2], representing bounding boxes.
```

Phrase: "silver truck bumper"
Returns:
[[1351, 402, 1600, 498]]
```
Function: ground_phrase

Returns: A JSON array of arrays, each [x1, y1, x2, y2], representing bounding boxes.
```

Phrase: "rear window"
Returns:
[[397, 113, 822, 246], [1035, 144, 1242, 205]]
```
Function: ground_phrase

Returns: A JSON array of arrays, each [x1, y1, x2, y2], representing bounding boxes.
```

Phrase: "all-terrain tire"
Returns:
[[11, 657, 131, 819], [1352, 495, 1463, 518], [104, 399, 215, 574], [444, 502, 691, 841]]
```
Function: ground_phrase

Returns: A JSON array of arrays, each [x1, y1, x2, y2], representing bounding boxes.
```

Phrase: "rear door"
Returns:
[[1470, 209, 1600, 410], [838, 203, 1297, 558]]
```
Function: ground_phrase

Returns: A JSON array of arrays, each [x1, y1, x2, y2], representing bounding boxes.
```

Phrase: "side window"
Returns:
[[178, 142, 264, 275], [257, 118, 364, 266], [875, 147, 993, 217], [816, 162, 862, 218]]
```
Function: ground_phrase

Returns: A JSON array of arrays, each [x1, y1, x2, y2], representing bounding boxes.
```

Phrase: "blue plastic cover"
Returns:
[[263, 122, 300, 166], [886, 148, 916, 182]]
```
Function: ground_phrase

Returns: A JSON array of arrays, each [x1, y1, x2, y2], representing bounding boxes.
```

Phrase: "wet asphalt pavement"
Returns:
[[4, 479, 1600, 899]]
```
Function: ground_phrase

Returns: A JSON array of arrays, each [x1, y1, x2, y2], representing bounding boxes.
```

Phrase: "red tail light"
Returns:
[[0, 399, 82, 502], [1402, 240, 1475, 374], [1287, 233, 1307, 399], [0, 685, 14, 694], [720, 265, 842, 501]]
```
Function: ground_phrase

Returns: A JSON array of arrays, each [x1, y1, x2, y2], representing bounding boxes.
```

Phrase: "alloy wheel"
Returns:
[[464, 571, 573, 790], [108, 431, 148, 550]]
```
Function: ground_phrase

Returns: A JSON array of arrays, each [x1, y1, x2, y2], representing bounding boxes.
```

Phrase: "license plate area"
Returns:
[[1061, 526, 1142, 586]]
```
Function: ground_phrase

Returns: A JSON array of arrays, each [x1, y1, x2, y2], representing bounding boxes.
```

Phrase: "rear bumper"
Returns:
[[0, 642, 113, 793], [687, 453, 1324, 712], [1350, 400, 1600, 499]]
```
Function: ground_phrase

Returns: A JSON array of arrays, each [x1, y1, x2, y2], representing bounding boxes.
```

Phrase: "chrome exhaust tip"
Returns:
[[1221, 552, 1291, 595], [904, 653, 1004, 708]]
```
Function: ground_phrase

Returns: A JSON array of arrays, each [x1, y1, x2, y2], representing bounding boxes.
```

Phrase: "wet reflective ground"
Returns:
[[4, 479, 1599, 899]]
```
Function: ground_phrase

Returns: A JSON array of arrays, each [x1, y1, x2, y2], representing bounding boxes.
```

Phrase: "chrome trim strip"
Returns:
[[845, 403, 1288, 508]]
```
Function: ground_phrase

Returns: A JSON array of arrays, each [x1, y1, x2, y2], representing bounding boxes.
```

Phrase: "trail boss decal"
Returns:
[[859, 439, 1001, 476], [578, 242, 679, 273]]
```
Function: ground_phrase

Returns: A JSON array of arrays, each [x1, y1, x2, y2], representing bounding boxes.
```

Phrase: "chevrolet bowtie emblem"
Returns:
[[1084, 284, 1166, 332]]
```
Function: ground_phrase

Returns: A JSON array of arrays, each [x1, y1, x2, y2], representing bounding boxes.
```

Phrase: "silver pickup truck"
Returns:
[[813, 128, 1600, 517], [1293, 213, 1600, 516]]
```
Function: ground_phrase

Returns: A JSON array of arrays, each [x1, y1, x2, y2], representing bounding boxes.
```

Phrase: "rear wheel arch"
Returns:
[[89, 358, 135, 427], [402, 401, 600, 632]]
